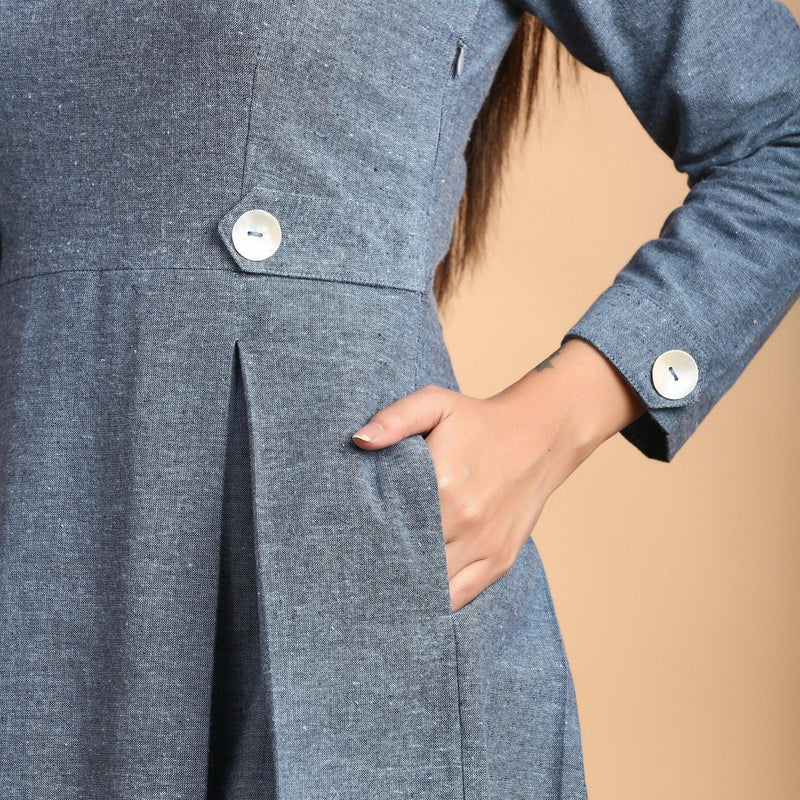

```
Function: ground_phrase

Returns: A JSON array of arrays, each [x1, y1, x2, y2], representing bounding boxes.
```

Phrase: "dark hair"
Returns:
[[432, 14, 581, 308]]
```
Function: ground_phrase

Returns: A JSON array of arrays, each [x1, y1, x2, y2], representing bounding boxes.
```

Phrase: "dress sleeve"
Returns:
[[509, 0, 800, 461]]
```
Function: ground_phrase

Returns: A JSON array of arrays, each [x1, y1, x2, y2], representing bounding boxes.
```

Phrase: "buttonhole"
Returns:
[[668, 366, 679, 381]]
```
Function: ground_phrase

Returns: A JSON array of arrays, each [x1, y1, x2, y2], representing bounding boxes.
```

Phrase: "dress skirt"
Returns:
[[0, 267, 587, 799]]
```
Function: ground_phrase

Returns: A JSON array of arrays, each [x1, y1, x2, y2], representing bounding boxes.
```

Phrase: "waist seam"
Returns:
[[0, 263, 427, 295]]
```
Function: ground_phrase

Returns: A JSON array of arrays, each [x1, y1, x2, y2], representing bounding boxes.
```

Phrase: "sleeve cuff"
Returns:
[[560, 283, 710, 462]]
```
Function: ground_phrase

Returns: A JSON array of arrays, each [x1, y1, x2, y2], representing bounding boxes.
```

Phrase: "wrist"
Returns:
[[490, 338, 647, 484], [555, 337, 647, 446]]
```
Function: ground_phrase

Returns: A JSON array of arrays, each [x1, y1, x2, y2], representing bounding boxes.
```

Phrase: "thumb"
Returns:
[[351, 384, 456, 450]]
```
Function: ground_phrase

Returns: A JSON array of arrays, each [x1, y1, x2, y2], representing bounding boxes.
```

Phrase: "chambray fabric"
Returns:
[[0, 1, 798, 799]]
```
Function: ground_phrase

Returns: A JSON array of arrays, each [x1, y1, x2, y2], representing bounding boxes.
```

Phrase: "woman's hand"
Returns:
[[351, 337, 646, 612]]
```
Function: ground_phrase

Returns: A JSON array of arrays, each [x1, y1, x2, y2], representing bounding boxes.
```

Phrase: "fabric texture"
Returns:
[[0, 1, 798, 798]]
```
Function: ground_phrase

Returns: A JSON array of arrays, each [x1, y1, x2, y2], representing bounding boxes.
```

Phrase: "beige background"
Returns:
[[438, 4, 800, 799]]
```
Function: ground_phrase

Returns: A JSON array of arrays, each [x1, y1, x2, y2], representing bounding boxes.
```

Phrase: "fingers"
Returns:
[[448, 553, 519, 613], [446, 537, 513, 613], [448, 557, 492, 612], [351, 384, 457, 450]]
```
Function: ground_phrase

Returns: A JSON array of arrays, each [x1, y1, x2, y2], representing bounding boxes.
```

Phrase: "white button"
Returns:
[[231, 209, 281, 261], [651, 349, 698, 400]]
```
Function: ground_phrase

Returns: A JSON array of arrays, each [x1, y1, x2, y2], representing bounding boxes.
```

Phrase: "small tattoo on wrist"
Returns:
[[534, 347, 562, 372]]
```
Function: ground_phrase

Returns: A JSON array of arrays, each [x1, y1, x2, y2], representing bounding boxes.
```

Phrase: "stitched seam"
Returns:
[[412, 292, 425, 392], [451, 619, 468, 800], [0, 265, 427, 295], [621, 283, 710, 362], [430, 41, 454, 183], [239, 35, 262, 196], [413, 292, 466, 800], [423, 2, 486, 269]]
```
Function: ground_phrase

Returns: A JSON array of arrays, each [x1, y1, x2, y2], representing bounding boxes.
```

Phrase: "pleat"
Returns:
[[206, 342, 277, 800]]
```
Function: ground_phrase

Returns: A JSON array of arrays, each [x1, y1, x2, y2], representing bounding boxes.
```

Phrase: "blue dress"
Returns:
[[0, 1, 798, 797]]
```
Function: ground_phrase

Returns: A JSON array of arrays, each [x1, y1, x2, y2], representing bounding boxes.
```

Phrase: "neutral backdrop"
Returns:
[[438, 3, 800, 798]]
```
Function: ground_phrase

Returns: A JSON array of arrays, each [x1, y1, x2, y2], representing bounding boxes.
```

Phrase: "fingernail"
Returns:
[[352, 421, 384, 442]]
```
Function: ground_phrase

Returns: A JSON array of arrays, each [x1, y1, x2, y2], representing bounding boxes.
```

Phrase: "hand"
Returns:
[[352, 338, 646, 612]]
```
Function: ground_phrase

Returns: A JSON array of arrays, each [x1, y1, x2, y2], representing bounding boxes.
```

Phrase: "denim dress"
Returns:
[[1, 1, 798, 798]]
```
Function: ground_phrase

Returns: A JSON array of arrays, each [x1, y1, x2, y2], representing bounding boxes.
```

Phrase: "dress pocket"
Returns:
[[374, 430, 456, 618]]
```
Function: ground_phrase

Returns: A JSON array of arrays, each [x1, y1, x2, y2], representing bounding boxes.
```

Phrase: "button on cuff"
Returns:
[[561, 284, 707, 412], [651, 349, 698, 400]]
